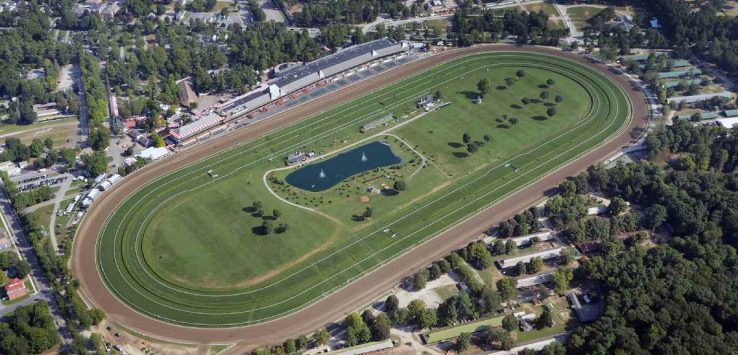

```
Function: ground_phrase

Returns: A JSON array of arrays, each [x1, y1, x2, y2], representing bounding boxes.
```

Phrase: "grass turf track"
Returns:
[[94, 51, 630, 327]]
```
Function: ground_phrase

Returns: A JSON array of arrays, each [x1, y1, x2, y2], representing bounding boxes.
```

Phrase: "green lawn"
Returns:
[[433, 285, 459, 301], [566, 6, 605, 29], [29, 204, 54, 232], [96, 52, 630, 327], [521, 2, 558, 17], [422, 315, 505, 343]]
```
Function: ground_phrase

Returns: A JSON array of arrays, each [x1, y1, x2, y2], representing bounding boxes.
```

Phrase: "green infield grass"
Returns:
[[96, 52, 631, 327]]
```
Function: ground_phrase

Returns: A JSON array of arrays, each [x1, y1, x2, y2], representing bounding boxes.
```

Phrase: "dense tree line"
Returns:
[[452, 9, 568, 47], [561, 123, 738, 353], [292, 0, 408, 26]]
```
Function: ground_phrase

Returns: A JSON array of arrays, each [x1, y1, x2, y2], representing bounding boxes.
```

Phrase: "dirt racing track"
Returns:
[[71, 45, 648, 348]]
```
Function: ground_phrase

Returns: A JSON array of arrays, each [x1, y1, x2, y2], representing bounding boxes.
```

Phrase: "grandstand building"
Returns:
[[219, 38, 408, 119]]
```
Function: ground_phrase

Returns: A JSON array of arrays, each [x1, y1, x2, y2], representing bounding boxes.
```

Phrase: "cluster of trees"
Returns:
[[79, 53, 109, 130], [459, 132, 491, 155], [452, 9, 567, 47], [635, 0, 738, 77], [0, 302, 60, 354], [13, 185, 55, 210], [343, 311, 391, 346], [0, 4, 78, 125], [0, 250, 32, 282], [549, 123, 738, 353], [292, 0, 408, 27], [497, 207, 541, 238], [402, 242, 525, 330], [250, 201, 288, 235], [2, 137, 78, 170]]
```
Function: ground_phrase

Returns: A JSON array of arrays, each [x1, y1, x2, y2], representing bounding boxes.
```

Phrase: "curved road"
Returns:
[[70, 45, 648, 349]]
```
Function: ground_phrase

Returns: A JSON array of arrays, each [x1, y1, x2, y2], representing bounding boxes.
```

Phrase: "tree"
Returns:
[[14, 260, 31, 279], [384, 294, 399, 314], [433, 90, 442, 100], [314, 328, 329, 346], [437, 259, 451, 273], [555, 95, 564, 103], [393, 180, 406, 191], [87, 126, 110, 151], [560, 247, 576, 266], [514, 261, 527, 276], [418, 308, 437, 329], [502, 314, 519, 331], [407, 299, 426, 324], [483, 134, 492, 142], [516, 70, 526, 77], [0, 251, 19, 269], [547, 107, 557, 117], [261, 220, 274, 235], [29, 139, 45, 157], [273, 209, 281, 219], [525, 256, 542, 273], [547, 78, 555, 86], [467, 241, 492, 269], [496, 278, 518, 302], [462, 133, 471, 144], [370, 313, 391, 340], [466, 142, 478, 154], [456, 332, 471, 351], [412, 270, 428, 290], [540, 91, 549, 100], [296, 335, 308, 349], [151, 131, 165, 148], [642, 204, 667, 230], [344, 312, 371, 346], [477, 78, 492, 95], [504, 239, 516, 254], [428, 263, 442, 280], [608, 197, 627, 215], [363, 206, 373, 219], [537, 306, 553, 329], [283, 339, 296, 353], [252, 200, 263, 210], [552, 268, 573, 295]]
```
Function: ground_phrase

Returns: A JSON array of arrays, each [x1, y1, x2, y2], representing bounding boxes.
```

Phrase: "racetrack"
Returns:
[[70, 45, 648, 347]]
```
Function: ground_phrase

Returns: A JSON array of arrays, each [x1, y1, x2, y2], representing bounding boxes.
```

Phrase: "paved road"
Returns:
[[70, 45, 648, 349], [0, 187, 73, 347]]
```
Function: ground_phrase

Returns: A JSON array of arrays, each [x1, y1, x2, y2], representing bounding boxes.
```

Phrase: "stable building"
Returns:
[[496, 247, 564, 269]]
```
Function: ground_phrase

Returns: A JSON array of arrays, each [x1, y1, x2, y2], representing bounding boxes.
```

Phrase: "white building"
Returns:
[[497, 247, 564, 269], [137, 147, 169, 160], [715, 117, 738, 129], [0, 161, 21, 176]]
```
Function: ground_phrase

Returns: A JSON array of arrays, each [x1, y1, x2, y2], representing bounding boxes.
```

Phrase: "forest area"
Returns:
[[560, 122, 738, 353]]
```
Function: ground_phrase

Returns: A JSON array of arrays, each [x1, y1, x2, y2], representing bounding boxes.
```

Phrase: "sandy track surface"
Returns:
[[70, 45, 648, 349]]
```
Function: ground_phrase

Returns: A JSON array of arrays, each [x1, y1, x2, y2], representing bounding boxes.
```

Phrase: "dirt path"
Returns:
[[70, 45, 648, 349]]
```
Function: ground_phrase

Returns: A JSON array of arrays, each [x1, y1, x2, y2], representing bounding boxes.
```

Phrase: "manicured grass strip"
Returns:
[[422, 315, 504, 343]]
